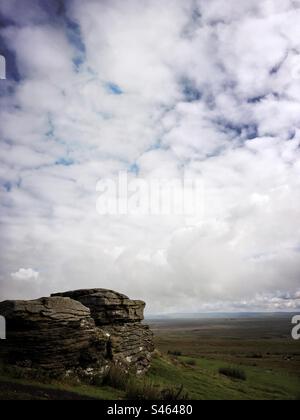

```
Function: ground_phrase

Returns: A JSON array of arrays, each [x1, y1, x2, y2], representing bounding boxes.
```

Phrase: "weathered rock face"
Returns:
[[52, 289, 154, 374], [0, 297, 104, 374], [103, 323, 154, 374], [52, 289, 145, 325], [0, 290, 154, 380]]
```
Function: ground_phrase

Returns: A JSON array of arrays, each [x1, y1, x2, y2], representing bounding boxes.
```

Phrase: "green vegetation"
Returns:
[[147, 353, 299, 400], [186, 359, 197, 366], [1, 351, 298, 400], [0, 372, 124, 400], [168, 350, 183, 356], [219, 367, 247, 381], [1, 316, 299, 400], [151, 317, 300, 376], [102, 365, 162, 400], [103, 365, 189, 400]]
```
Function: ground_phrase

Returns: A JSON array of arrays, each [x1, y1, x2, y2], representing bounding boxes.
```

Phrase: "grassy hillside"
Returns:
[[0, 352, 299, 400], [150, 317, 300, 375], [148, 353, 299, 400], [0, 316, 299, 400]]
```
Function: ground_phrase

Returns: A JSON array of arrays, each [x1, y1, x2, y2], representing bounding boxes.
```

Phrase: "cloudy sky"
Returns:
[[0, 0, 300, 313]]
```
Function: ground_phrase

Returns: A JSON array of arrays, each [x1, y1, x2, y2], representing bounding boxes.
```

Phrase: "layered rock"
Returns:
[[104, 323, 154, 374], [0, 297, 106, 374], [52, 289, 154, 374], [0, 289, 154, 379], [52, 289, 145, 325]]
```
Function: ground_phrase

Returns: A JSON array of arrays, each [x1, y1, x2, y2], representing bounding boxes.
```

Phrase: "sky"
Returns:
[[0, 0, 300, 313]]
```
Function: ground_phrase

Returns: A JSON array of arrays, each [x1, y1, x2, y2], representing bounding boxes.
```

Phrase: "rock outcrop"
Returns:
[[52, 289, 145, 325], [0, 289, 154, 380], [52, 289, 153, 374], [0, 297, 103, 374]]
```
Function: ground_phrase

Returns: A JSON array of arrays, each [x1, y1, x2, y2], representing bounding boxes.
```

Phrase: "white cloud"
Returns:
[[11, 268, 39, 281], [0, 0, 300, 312]]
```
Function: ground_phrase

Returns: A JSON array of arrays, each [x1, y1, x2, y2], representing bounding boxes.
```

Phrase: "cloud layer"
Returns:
[[11, 268, 39, 281], [0, 0, 300, 312]]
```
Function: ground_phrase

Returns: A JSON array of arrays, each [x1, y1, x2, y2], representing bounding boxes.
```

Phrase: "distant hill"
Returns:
[[146, 312, 298, 320]]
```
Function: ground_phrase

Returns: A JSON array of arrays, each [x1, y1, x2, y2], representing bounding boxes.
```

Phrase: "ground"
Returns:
[[0, 315, 299, 400]]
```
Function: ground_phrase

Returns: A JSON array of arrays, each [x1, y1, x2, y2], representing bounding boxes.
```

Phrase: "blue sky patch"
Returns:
[[215, 119, 258, 140], [106, 82, 123, 95], [247, 95, 267, 104], [46, 115, 55, 138], [65, 18, 86, 72], [181, 78, 202, 102], [129, 163, 140, 175], [55, 157, 75, 167], [3, 181, 12, 192]]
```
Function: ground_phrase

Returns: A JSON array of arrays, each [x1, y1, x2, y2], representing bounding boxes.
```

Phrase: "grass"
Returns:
[[219, 367, 247, 381], [168, 350, 182, 356], [150, 317, 300, 376], [124, 379, 162, 400], [0, 377, 123, 400], [102, 365, 128, 391], [102, 365, 189, 400], [185, 359, 197, 366], [0, 366, 124, 400], [0, 352, 299, 400], [1, 316, 299, 400], [102, 365, 162, 400], [147, 353, 300, 400]]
